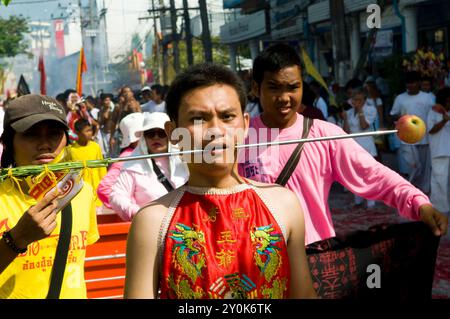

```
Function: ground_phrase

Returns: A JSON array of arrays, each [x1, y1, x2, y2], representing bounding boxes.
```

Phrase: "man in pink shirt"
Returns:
[[238, 43, 448, 245]]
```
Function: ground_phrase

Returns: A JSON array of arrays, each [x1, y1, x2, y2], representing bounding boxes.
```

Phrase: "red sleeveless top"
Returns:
[[158, 183, 291, 299]]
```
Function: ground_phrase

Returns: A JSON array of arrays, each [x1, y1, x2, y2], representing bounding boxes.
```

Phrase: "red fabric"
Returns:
[[160, 186, 291, 299], [54, 19, 65, 58], [38, 54, 46, 95]]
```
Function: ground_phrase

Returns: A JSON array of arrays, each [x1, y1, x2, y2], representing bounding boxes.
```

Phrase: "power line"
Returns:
[[6, 0, 58, 5]]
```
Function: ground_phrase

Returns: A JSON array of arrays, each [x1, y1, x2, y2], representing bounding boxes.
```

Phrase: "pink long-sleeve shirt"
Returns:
[[238, 113, 430, 245], [109, 158, 173, 221], [97, 147, 134, 208]]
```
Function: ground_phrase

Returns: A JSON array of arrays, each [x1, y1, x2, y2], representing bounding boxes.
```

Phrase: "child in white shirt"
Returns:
[[427, 87, 450, 214]]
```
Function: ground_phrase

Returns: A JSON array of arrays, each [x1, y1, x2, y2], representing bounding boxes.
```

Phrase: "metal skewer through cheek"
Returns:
[[110, 129, 399, 161], [0, 129, 399, 179]]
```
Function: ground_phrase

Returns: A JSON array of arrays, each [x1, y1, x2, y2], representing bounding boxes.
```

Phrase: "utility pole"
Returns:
[[89, 0, 98, 95], [150, 0, 161, 83], [142, 1, 200, 83], [169, 0, 180, 73], [353, 0, 387, 79], [330, 0, 350, 85], [100, 0, 110, 72], [183, 0, 193, 66], [160, 0, 168, 84], [198, 0, 212, 62]]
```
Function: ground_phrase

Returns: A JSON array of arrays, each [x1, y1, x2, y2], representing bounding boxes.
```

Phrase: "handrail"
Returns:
[[85, 275, 125, 283], [91, 295, 124, 299], [85, 253, 126, 262]]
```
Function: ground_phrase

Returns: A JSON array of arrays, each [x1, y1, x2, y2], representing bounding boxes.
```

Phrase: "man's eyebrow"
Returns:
[[218, 106, 237, 113], [186, 109, 209, 115], [267, 80, 301, 86]]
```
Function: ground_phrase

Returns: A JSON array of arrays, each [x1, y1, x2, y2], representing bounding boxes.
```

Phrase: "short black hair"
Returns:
[[100, 93, 113, 101], [151, 84, 164, 97], [345, 78, 364, 91], [63, 89, 77, 101], [301, 82, 315, 108], [252, 43, 302, 87], [405, 71, 421, 84], [309, 81, 321, 89], [165, 63, 247, 122], [436, 87, 450, 106], [85, 95, 96, 105], [74, 119, 91, 133], [55, 93, 65, 103]]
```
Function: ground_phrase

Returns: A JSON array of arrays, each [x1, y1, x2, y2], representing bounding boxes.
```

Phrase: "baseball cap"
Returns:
[[4, 94, 69, 133], [119, 112, 145, 148], [141, 86, 151, 93], [141, 112, 170, 132]]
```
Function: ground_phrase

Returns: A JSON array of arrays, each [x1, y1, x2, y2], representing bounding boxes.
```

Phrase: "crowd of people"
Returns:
[[0, 43, 448, 299]]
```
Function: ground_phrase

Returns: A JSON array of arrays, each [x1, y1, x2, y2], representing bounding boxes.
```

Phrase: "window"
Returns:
[[434, 29, 444, 43]]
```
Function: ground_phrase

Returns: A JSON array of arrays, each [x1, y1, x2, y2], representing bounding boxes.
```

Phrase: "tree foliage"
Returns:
[[160, 36, 231, 83], [0, 16, 30, 58], [1, 0, 12, 6]]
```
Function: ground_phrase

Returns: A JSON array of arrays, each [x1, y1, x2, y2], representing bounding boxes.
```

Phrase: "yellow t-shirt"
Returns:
[[0, 180, 99, 299], [69, 141, 107, 207]]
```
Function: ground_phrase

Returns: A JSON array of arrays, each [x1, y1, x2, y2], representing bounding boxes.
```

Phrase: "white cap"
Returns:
[[141, 86, 151, 93], [364, 76, 375, 84], [141, 112, 170, 132], [119, 112, 145, 148]]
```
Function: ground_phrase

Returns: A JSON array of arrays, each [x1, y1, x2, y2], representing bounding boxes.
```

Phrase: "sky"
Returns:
[[0, 0, 225, 62], [0, 0, 227, 95]]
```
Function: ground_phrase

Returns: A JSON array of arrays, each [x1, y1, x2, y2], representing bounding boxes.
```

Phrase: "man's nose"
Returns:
[[36, 134, 53, 150], [35, 129, 52, 149], [278, 90, 290, 103], [205, 118, 226, 139]]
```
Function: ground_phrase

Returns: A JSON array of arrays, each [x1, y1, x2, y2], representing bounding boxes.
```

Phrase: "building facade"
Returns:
[[220, 0, 450, 84]]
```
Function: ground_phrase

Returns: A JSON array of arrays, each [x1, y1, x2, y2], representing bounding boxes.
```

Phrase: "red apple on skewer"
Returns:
[[395, 115, 426, 144]]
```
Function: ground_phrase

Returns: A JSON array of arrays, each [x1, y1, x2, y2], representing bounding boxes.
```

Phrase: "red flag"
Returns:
[[38, 53, 46, 95], [54, 19, 66, 58], [76, 47, 88, 96]]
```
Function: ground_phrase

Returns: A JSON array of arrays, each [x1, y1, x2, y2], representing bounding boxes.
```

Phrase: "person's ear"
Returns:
[[251, 80, 260, 98], [164, 120, 179, 145], [243, 112, 250, 139]]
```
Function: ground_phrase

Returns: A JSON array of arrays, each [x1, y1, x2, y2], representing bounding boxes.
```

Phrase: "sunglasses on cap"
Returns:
[[144, 129, 167, 139]]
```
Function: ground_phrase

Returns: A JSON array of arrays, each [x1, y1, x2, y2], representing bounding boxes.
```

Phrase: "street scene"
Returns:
[[0, 0, 449, 300]]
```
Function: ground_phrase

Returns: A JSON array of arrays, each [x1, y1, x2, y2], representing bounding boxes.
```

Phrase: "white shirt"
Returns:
[[346, 104, 378, 156], [427, 110, 450, 158], [90, 108, 100, 121], [366, 97, 382, 109], [141, 100, 167, 113], [390, 91, 434, 145], [366, 97, 382, 129], [314, 97, 328, 119], [425, 92, 436, 104]]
